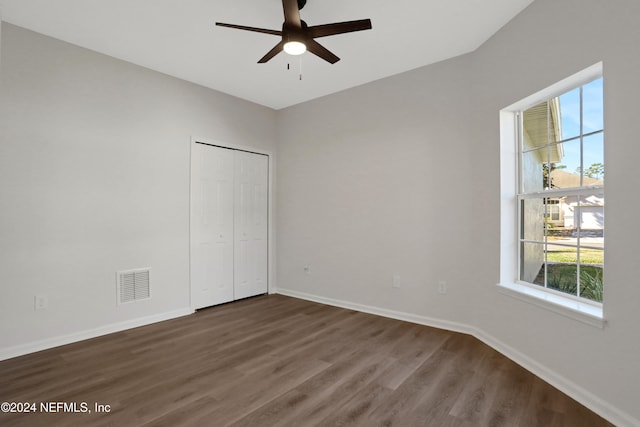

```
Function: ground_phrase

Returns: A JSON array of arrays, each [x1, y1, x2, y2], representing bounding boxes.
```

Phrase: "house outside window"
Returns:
[[518, 76, 604, 303]]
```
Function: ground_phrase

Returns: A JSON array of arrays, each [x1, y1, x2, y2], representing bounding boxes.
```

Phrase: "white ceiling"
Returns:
[[0, 0, 534, 110]]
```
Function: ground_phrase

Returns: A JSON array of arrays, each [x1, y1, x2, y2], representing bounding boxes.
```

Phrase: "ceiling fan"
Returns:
[[215, 0, 372, 64]]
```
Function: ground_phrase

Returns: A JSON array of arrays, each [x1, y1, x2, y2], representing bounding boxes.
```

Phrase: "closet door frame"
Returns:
[[189, 136, 274, 310]]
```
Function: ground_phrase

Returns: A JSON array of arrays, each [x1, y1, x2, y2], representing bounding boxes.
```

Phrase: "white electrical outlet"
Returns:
[[35, 294, 48, 310], [393, 275, 401, 288], [438, 281, 447, 295]]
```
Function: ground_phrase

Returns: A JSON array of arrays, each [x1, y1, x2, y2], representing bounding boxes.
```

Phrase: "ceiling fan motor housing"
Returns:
[[283, 20, 308, 43]]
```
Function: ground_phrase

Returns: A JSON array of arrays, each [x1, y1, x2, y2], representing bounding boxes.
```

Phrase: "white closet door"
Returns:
[[234, 150, 268, 300], [190, 144, 235, 309]]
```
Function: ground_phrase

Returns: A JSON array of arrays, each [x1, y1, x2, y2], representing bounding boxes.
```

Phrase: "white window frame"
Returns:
[[498, 63, 605, 328]]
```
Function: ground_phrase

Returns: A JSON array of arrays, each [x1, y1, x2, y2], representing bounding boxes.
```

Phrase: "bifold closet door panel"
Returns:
[[234, 150, 268, 300], [190, 145, 235, 309]]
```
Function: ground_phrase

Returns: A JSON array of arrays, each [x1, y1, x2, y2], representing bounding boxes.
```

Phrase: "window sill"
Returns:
[[497, 282, 605, 328]]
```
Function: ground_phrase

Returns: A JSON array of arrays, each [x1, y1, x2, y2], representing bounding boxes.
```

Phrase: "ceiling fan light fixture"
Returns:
[[283, 41, 306, 56]]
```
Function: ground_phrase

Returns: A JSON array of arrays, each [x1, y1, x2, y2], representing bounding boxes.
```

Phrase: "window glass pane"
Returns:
[[579, 249, 603, 302], [583, 78, 604, 134], [522, 147, 548, 193], [582, 133, 604, 184], [520, 242, 545, 285], [547, 262, 578, 297], [546, 243, 579, 264], [578, 193, 605, 234], [549, 139, 581, 189], [557, 87, 581, 141], [521, 198, 546, 241]]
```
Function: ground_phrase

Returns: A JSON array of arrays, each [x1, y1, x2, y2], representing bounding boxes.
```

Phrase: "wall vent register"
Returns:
[[117, 268, 151, 304]]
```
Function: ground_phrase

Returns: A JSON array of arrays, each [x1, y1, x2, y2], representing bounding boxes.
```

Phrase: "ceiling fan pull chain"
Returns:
[[299, 56, 303, 81]]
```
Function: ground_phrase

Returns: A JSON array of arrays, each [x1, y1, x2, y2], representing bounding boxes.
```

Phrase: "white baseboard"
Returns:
[[276, 288, 639, 427], [470, 328, 640, 427], [276, 288, 472, 335], [0, 307, 194, 362]]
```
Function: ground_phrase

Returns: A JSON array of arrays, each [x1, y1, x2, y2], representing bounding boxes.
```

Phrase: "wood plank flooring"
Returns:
[[0, 294, 614, 426]]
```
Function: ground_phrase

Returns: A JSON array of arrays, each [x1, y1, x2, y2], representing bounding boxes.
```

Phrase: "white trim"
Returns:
[[189, 136, 276, 303], [275, 288, 472, 335], [499, 110, 519, 287], [497, 282, 604, 328], [0, 307, 194, 362], [506, 62, 603, 111], [275, 288, 637, 427], [472, 328, 638, 427], [518, 186, 604, 199]]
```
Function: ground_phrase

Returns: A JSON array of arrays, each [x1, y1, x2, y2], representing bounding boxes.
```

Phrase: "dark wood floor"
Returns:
[[0, 294, 613, 426]]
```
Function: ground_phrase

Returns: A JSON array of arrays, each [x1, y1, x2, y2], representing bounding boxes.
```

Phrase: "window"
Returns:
[[499, 64, 604, 324], [518, 76, 604, 303], [544, 199, 561, 222]]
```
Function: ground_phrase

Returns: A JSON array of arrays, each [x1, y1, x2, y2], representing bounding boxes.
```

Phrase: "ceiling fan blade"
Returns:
[[282, 0, 302, 28], [216, 22, 281, 36], [307, 19, 372, 38], [305, 39, 340, 64], [258, 41, 286, 63]]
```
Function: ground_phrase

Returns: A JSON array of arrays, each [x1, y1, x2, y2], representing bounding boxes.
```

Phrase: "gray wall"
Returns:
[[2, 0, 640, 424], [0, 23, 277, 351], [277, 0, 640, 424], [471, 0, 640, 423], [277, 54, 476, 325]]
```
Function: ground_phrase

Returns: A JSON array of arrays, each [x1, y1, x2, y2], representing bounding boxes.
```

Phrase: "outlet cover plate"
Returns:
[[393, 275, 401, 288], [35, 294, 48, 310], [438, 281, 447, 295]]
